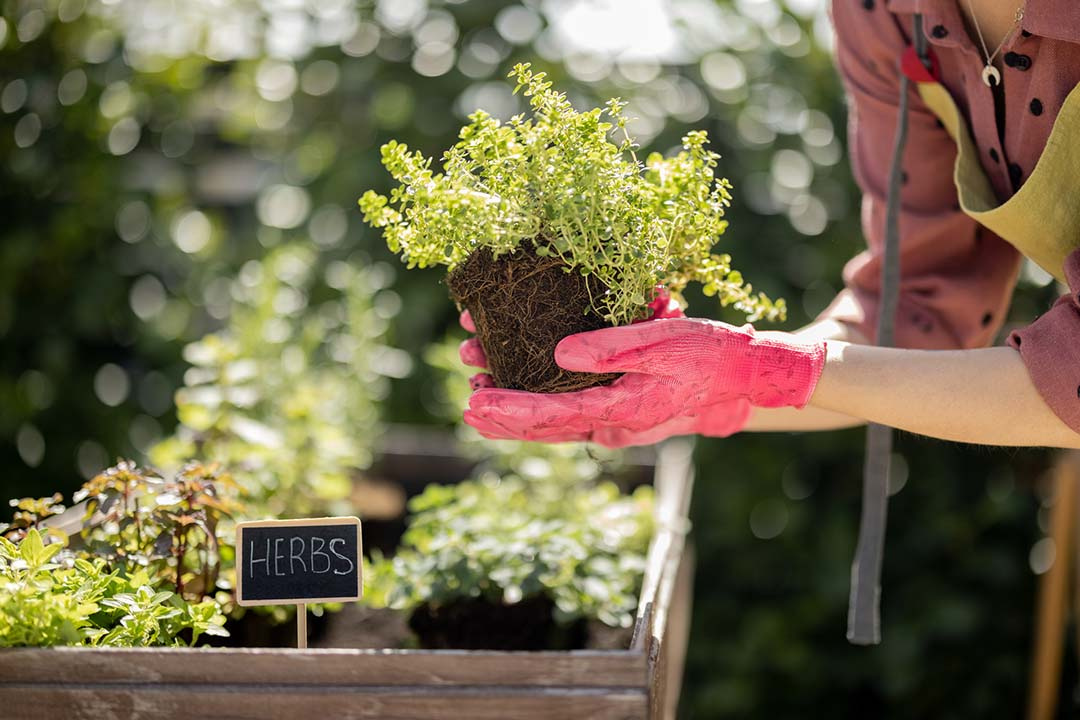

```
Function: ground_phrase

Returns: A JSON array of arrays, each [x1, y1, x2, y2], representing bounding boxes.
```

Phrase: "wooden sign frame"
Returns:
[[235, 516, 363, 607]]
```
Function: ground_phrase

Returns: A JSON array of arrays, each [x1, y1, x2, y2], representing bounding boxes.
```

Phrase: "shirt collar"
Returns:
[[1021, 0, 1080, 44], [885, 0, 1080, 46]]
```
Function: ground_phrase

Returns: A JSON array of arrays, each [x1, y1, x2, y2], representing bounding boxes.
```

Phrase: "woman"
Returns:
[[461, 0, 1080, 452]]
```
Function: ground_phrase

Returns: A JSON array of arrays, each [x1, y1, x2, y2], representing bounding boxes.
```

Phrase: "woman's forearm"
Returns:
[[807, 341, 1080, 449], [744, 404, 866, 432]]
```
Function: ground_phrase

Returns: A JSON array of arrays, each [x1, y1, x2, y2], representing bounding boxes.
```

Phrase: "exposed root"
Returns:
[[446, 245, 619, 393]]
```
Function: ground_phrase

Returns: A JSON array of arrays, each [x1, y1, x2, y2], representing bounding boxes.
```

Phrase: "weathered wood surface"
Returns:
[[637, 440, 696, 720], [0, 647, 647, 687], [1027, 451, 1080, 720], [661, 542, 695, 720], [0, 687, 648, 720], [2, 437, 696, 720]]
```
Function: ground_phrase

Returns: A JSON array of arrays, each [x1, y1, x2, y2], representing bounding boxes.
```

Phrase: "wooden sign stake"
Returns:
[[234, 516, 362, 652]]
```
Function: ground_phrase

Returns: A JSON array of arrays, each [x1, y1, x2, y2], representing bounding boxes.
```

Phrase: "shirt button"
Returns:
[[1030, 98, 1044, 116], [862, 0, 874, 9], [931, 24, 949, 38], [1004, 52, 1032, 70], [989, 148, 999, 163]]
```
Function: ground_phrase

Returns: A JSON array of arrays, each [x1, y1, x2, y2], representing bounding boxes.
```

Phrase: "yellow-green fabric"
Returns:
[[916, 80, 1080, 283]]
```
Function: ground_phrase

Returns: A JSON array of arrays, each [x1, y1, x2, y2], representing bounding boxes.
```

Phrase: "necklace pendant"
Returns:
[[981, 64, 1001, 87]]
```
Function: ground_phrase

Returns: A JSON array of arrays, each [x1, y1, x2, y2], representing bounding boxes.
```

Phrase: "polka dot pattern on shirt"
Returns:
[[1004, 52, 1032, 71]]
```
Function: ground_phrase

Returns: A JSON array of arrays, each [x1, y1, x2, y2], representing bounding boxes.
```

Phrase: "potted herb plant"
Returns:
[[360, 63, 783, 392], [366, 473, 655, 650]]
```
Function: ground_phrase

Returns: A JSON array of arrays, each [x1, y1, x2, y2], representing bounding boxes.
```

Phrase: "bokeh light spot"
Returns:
[[300, 60, 340, 96], [137, 371, 173, 417], [495, 5, 543, 45], [57, 69, 87, 106], [2, 79, 28, 113], [376, 0, 428, 35], [342, 23, 380, 57], [750, 499, 789, 540], [57, 0, 86, 23], [76, 440, 108, 480], [116, 200, 151, 243], [94, 363, 131, 407], [171, 209, 212, 253], [18, 370, 55, 410], [16, 424, 45, 468], [129, 414, 163, 454], [130, 274, 167, 321], [14, 113, 42, 148], [412, 42, 456, 77], [99, 81, 134, 118], [700, 52, 746, 92], [256, 60, 298, 102], [310, 204, 348, 248], [257, 185, 311, 230], [17, 9, 47, 43], [107, 118, 141, 155], [1030, 538, 1055, 575], [160, 120, 194, 158]]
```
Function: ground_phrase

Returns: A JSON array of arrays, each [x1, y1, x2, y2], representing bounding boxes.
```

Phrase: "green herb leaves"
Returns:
[[361, 63, 784, 325], [367, 476, 654, 629], [0, 529, 228, 647]]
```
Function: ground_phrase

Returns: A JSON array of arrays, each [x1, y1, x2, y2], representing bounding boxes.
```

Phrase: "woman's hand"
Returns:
[[458, 290, 764, 447], [461, 312, 826, 447]]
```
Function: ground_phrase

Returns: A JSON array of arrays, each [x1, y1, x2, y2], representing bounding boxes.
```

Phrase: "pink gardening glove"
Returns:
[[463, 317, 826, 447]]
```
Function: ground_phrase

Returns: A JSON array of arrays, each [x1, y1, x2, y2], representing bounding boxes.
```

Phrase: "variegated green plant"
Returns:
[[361, 63, 784, 325]]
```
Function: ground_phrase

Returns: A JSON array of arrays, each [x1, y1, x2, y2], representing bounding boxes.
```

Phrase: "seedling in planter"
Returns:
[[361, 63, 783, 392], [0, 527, 229, 647], [73, 460, 241, 601], [366, 475, 653, 650]]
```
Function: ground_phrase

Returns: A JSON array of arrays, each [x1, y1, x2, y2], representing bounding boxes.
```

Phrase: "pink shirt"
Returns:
[[823, 0, 1080, 435]]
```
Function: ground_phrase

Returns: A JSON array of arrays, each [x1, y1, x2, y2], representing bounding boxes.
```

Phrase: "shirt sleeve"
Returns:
[[1008, 249, 1080, 434], [820, 0, 1023, 350]]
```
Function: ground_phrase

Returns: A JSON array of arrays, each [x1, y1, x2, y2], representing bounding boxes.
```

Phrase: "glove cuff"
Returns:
[[746, 339, 828, 409]]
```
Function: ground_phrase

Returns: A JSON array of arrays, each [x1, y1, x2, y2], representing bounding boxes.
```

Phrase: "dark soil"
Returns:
[[408, 595, 588, 650], [445, 245, 620, 393], [221, 598, 632, 651]]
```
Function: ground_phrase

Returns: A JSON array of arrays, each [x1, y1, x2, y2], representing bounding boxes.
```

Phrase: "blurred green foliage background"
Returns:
[[0, 0, 1068, 715]]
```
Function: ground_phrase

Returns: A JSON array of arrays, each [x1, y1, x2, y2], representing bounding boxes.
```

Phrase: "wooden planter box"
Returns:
[[0, 440, 695, 720]]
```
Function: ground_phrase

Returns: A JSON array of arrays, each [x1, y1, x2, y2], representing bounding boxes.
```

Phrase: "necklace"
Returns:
[[964, 0, 1025, 87]]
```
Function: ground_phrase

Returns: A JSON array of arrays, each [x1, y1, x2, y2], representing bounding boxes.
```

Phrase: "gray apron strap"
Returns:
[[847, 14, 929, 646]]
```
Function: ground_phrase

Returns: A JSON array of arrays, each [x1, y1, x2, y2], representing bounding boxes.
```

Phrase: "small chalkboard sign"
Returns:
[[235, 517, 362, 648]]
